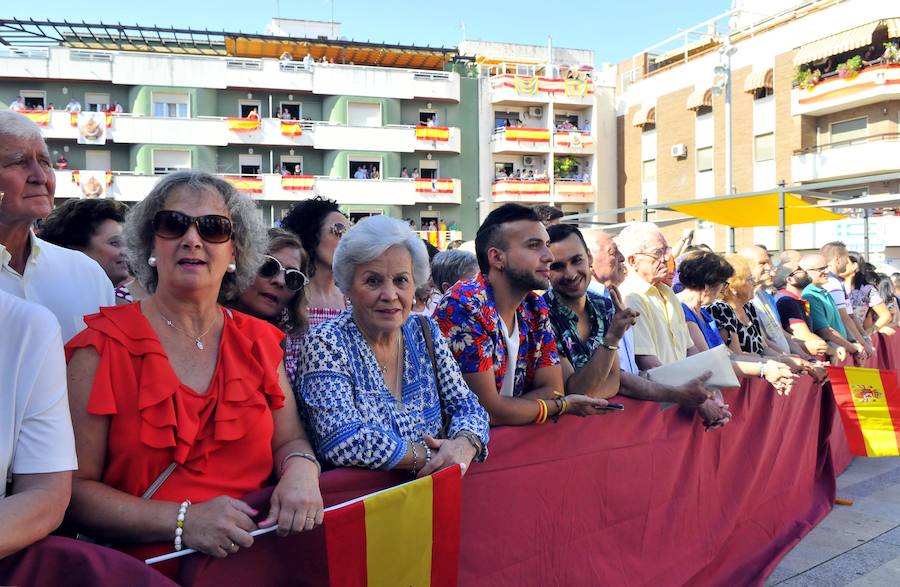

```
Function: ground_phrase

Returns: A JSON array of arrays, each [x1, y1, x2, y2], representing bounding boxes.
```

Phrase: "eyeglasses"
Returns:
[[635, 247, 672, 262], [259, 255, 309, 291], [806, 265, 829, 274], [722, 281, 730, 288], [330, 223, 348, 238], [152, 210, 233, 243]]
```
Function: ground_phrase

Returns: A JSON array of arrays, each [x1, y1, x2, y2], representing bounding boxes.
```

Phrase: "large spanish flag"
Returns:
[[504, 127, 550, 142], [415, 126, 450, 141], [227, 117, 261, 132], [280, 120, 302, 136], [826, 366, 900, 457], [324, 464, 461, 587], [225, 175, 263, 193], [415, 178, 455, 194], [23, 110, 50, 126], [281, 175, 315, 190]]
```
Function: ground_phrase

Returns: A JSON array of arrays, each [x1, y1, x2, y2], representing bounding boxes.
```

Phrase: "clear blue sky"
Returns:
[[13, 0, 730, 64]]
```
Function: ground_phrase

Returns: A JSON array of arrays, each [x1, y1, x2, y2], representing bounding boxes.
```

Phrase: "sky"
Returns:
[[11, 0, 731, 64]]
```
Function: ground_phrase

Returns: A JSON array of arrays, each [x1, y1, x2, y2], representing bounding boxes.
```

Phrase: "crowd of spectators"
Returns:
[[4, 108, 900, 577]]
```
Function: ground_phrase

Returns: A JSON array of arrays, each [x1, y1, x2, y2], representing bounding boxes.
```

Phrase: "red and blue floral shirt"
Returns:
[[433, 273, 559, 397]]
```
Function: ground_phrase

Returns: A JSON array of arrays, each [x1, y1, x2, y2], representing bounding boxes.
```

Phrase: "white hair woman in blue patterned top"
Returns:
[[296, 215, 488, 475]]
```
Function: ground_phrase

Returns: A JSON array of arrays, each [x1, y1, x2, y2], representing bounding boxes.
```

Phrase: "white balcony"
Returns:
[[489, 74, 595, 107], [491, 179, 551, 203], [552, 131, 596, 155], [490, 127, 551, 155], [552, 180, 595, 203], [413, 126, 462, 153], [792, 64, 900, 117], [792, 136, 900, 183], [53, 172, 462, 206], [312, 63, 459, 102], [313, 124, 417, 152]]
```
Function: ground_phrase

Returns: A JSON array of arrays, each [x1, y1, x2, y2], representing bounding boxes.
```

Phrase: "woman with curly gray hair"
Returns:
[[296, 215, 489, 477], [64, 171, 323, 573]]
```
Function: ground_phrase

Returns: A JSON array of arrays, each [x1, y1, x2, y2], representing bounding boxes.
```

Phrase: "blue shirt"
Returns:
[[587, 281, 639, 374], [296, 311, 489, 470], [681, 303, 724, 349]]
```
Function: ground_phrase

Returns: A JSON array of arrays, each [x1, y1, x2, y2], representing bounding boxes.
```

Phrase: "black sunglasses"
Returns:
[[259, 255, 309, 291], [152, 210, 233, 244], [330, 222, 348, 237]]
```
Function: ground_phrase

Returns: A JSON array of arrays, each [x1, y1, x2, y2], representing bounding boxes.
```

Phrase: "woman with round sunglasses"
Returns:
[[64, 171, 323, 574]]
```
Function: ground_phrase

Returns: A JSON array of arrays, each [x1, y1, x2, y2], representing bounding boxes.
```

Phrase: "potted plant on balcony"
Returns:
[[554, 156, 579, 180], [794, 67, 821, 90], [837, 55, 863, 79], [884, 42, 900, 65]]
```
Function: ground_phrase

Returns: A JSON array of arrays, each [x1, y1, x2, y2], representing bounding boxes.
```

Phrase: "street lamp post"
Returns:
[[713, 40, 737, 252]]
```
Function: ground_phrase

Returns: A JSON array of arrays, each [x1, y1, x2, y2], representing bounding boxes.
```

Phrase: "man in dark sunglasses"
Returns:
[[799, 254, 864, 364]]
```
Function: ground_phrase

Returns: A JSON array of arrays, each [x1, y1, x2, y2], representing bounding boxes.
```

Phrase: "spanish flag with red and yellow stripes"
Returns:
[[324, 465, 461, 587], [280, 120, 302, 136], [415, 126, 450, 141], [227, 117, 261, 132], [281, 175, 315, 191], [826, 366, 900, 457], [504, 127, 550, 142], [224, 175, 263, 193], [23, 111, 50, 126]]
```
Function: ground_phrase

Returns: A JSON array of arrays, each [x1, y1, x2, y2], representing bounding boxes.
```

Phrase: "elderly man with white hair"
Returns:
[[616, 222, 695, 370], [0, 111, 114, 341]]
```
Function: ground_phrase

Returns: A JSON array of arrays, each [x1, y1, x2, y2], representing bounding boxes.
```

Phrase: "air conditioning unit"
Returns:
[[528, 106, 543, 118], [523, 156, 537, 167], [670, 143, 688, 158]]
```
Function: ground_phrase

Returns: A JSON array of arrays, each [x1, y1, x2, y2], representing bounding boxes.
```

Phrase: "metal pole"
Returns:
[[778, 180, 786, 252], [724, 45, 735, 253], [642, 198, 649, 222], [863, 208, 870, 259]]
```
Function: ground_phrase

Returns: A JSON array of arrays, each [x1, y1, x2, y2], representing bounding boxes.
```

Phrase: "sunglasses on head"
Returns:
[[152, 210, 233, 243], [330, 222, 348, 237], [259, 255, 309, 291]]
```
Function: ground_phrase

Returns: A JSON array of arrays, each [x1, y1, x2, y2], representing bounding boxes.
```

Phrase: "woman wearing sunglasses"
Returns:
[[64, 171, 323, 574]]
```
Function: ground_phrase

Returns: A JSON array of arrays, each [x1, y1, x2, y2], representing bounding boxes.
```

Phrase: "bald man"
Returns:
[[799, 253, 863, 363]]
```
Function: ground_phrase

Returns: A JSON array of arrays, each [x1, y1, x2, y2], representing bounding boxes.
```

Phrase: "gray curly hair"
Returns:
[[124, 170, 266, 302], [332, 215, 430, 294]]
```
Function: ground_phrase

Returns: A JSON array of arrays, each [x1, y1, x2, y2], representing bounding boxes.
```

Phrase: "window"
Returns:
[[239, 100, 261, 118], [279, 102, 302, 120], [152, 93, 190, 118], [279, 156, 303, 175], [754, 133, 775, 162], [19, 90, 46, 109], [239, 154, 262, 175], [830, 117, 867, 145], [695, 105, 712, 117], [85, 93, 110, 112], [642, 159, 657, 183], [84, 150, 111, 170], [494, 162, 514, 178], [349, 158, 381, 179], [348, 210, 383, 223], [621, 67, 640, 92], [753, 86, 773, 100], [696, 147, 713, 173], [153, 149, 191, 174], [419, 160, 439, 179], [494, 111, 520, 128], [418, 111, 437, 125], [347, 102, 382, 127]]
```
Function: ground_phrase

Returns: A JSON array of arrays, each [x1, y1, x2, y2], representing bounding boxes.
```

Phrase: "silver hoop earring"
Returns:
[[147, 256, 157, 267], [226, 263, 237, 273]]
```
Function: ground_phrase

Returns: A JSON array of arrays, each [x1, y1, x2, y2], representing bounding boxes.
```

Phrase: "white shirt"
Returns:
[[0, 291, 77, 498], [498, 314, 520, 398], [825, 274, 849, 310], [588, 281, 639, 374], [0, 233, 115, 342]]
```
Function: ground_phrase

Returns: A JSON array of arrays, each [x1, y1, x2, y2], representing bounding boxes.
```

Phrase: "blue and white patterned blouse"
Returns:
[[296, 310, 489, 470]]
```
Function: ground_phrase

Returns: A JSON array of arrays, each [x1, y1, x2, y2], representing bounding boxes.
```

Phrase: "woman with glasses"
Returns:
[[64, 171, 323, 574], [280, 196, 349, 331]]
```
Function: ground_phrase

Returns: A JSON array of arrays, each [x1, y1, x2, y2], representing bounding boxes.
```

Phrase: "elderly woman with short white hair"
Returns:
[[296, 216, 489, 475]]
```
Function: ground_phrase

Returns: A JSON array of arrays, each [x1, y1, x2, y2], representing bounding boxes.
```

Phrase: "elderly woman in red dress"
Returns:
[[65, 171, 322, 569]]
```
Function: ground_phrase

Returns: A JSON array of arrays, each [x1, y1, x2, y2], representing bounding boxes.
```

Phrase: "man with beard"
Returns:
[[434, 204, 610, 426], [799, 253, 864, 364], [773, 262, 834, 361], [544, 224, 638, 398]]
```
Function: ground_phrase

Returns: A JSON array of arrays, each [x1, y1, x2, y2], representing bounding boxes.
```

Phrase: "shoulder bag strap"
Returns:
[[416, 314, 448, 437]]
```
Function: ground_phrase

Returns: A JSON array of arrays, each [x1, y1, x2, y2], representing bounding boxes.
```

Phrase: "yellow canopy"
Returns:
[[668, 192, 845, 227]]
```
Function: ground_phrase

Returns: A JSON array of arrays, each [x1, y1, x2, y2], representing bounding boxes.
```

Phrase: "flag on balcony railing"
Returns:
[[227, 117, 261, 132], [564, 79, 590, 97], [324, 465, 461, 587], [554, 132, 594, 148], [225, 176, 263, 193], [415, 179, 454, 194], [23, 110, 50, 126], [76, 112, 107, 145], [415, 126, 450, 141], [70, 112, 78, 127], [505, 128, 550, 142], [826, 366, 900, 457], [491, 180, 551, 197], [514, 76, 538, 95], [555, 182, 593, 197], [105, 112, 113, 128], [72, 170, 113, 199], [280, 121, 302, 137], [281, 175, 315, 190]]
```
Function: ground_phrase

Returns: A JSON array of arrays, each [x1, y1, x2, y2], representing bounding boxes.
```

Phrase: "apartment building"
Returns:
[[0, 18, 480, 238], [615, 0, 900, 261], [458, 40, 616, 224]]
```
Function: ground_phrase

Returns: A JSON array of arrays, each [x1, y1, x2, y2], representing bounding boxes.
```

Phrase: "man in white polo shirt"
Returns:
[[0, 111, 114, 342]]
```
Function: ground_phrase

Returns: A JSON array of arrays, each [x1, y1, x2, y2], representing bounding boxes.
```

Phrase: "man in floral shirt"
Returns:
[[434, 204, 611, 426]]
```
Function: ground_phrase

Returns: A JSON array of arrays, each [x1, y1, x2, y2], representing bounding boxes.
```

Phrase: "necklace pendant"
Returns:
[[196, 339, 204, 350]]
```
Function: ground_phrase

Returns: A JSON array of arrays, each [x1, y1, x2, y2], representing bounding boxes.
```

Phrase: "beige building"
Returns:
[[615, 0, 900, 263]]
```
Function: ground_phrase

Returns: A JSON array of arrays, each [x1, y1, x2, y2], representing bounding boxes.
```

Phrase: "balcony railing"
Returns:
[[489, 73, 595, 102], [793, 132, 900, 156], [792, 134, 900, 182], [792, 63, 900, 116]]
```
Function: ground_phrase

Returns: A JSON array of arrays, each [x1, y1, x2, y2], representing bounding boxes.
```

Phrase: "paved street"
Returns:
[[768, 457, 900, 585]]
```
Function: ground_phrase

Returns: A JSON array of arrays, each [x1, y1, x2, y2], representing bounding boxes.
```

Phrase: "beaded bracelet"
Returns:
[[411, 442, 420, 473], [174, 500, 191, 551], [422, 442, 433, 467]]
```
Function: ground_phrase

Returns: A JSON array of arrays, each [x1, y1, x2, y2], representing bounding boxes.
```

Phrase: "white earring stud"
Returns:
[[148, 256, 157, 267], [226, 263, 237, 273]]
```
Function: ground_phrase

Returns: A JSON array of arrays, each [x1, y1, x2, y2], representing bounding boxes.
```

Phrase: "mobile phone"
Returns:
[[600, 402, 625, 411]]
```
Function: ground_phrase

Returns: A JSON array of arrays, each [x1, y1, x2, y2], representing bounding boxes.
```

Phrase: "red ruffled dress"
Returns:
[[65, 303, 286, 564]]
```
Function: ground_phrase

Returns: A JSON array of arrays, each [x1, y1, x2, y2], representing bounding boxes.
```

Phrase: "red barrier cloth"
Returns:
[[0, 536, 177, 587]]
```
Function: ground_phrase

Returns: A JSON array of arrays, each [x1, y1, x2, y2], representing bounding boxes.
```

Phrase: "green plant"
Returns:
[[884, 42, 900, 65], [837, 55, 863, 78], [793, 67, 821, 90], [554, 156, 579, 177]]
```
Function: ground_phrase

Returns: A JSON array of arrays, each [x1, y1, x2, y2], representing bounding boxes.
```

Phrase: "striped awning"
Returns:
[[686, 87, 712, 111], [886, 17, 900, 39], [632, 105, 656, 127], [792, 20, 880, 66], [743, 67, 773, 93]]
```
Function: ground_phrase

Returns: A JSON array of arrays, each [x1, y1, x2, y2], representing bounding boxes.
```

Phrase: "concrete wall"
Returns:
[[321, 95, 401, 125], [131, 144, 217, 174], [0, 81, 130, 111]]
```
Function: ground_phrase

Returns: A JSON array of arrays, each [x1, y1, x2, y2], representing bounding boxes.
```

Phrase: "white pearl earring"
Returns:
[[226, 263, 237, 273], [148, 256, 157, 267]]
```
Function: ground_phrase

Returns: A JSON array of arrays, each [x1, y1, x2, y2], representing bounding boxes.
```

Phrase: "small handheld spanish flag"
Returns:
[[826, 366, 900, 457], [324, 464, 462, 587]]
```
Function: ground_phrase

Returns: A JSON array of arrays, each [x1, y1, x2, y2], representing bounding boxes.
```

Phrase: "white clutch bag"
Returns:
[[645, 344, 740, 389]]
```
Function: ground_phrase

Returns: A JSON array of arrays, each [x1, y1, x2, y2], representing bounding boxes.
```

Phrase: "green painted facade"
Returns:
[[132, 145, 217, 175], [322, 96, 401, 125]]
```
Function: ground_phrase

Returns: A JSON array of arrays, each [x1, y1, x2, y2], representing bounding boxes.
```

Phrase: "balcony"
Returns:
[[553, 131, 595, 155], [552, 180, 595, 203], [489, 74, 595, 107], [490, 127, 551, 155], [313, 177, 461, 205], [792, 64, 900, 117], [491, 179, 551, 203], [791, 134, 900, 182]]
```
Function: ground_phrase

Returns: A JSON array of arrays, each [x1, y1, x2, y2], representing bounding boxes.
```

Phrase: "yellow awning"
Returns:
[[743, 67, 773, 93], [792, 20, 880, 66], [686, 87, 712, 111], [632, 105, 656, 127], [886, 17, 900, 39], [668, 193, 845, 227]]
